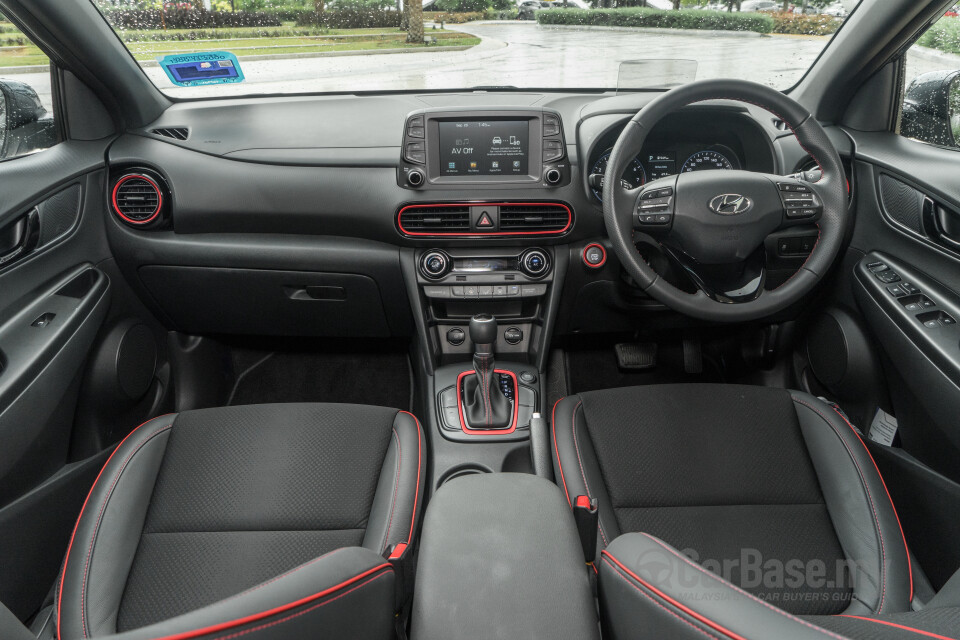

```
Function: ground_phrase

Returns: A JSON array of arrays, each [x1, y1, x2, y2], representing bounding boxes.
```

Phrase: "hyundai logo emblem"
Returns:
[[709, 194, 752, 215]]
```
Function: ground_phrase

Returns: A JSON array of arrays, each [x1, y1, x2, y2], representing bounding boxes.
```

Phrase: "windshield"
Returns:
[[80, 0, 859, 98]]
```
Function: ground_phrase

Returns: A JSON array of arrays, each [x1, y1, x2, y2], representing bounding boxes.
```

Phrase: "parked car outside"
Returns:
[[738, 0, 778, 12], [517, 0, 585, 19]]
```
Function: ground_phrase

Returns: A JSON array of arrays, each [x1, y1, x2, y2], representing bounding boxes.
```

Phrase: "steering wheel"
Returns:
[[602, 79, 848, 322]]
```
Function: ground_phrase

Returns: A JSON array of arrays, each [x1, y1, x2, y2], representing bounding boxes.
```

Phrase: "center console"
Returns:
[[395, 108, 573, 489], [410, 473, 600, 640]]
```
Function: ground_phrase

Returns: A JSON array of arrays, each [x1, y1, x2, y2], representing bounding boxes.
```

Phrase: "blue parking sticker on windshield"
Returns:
[[158, 52, 244, 87]]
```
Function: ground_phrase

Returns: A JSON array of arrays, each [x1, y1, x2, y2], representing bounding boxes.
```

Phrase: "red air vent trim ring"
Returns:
[[112, 174, 163, 225]]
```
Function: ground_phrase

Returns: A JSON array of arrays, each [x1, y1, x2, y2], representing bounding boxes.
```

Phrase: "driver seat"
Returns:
[[551, 383, 914, 620]]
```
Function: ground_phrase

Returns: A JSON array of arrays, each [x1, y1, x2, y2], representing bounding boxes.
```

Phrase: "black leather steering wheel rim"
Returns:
[[602, 78, 848, 322]]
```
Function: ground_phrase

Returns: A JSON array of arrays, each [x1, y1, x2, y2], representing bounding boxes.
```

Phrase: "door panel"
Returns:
[[0, 142, 119, 620], [0, 265, 110, 505], [841, 146, 960, 481]]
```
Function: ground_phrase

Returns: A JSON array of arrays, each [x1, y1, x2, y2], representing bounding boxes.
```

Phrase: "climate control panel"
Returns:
[[415, 247, 554, 301]]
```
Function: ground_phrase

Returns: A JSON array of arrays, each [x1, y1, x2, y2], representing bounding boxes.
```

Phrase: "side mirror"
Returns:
[[902, 69, 960, 148], [0, 79, 56, 161]]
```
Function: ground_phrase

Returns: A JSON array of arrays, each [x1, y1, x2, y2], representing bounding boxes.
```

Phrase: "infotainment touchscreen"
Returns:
[[438, 120, 529, 176]]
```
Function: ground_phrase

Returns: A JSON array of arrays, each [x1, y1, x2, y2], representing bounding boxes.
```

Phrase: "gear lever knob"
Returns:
[[469, 314, 498, 352]]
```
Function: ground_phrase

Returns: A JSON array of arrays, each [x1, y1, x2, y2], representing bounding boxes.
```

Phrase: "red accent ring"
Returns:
[[582, 243, 607, 268], [111, 174, 163, 225], [397, 201, 572, 238]]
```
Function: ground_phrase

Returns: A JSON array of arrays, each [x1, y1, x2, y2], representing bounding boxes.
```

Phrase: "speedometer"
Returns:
[[590, 149, 646, 201], [681, 150, 735, 173]]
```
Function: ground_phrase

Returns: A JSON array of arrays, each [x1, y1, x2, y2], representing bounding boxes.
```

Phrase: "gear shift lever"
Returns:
[[470, 314, 497, 358], [461, 314, 512, 429]]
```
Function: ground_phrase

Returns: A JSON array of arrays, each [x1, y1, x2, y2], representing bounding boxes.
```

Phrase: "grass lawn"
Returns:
[[0, 23, 478, 68]]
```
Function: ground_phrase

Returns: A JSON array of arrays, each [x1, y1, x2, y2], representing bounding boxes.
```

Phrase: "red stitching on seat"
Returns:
[[151, 565, 393, 640], [632, 535, 847, 640], [208, 571, 391, 640], [381, 428, 402, 553], [835, 615, 956, 640], [55, 414, 172, 640], [792, 397, 889, 612], [396, 411, 422, 547], [571, 401, 609, 547], [600, 556, 725, 640], [220, 549, 351, 602], [828, 407, 914, 603], [80, 422, 174, 637]]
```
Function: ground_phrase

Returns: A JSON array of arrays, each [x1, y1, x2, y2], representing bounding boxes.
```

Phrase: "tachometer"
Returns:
[[681, 150, 735, 173], [589, 149, 646, 201]]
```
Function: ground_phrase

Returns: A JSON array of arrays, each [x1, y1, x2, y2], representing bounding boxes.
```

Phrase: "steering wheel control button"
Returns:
[[635, 187, 676, 229], [637, 213, 672, 225], [504, 327, 523, 345], [446, 327, 466, 345], [582, 243, 607, 268]]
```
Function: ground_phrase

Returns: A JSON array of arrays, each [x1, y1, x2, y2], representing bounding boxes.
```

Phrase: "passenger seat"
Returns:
[[53, 403, 424, 640]]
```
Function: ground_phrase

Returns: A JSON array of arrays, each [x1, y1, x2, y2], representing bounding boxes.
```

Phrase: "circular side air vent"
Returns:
[[112, 174, 163, 225]]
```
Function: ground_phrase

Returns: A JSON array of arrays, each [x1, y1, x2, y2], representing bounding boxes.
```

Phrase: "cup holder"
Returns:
[[437, 464, 491, 488]]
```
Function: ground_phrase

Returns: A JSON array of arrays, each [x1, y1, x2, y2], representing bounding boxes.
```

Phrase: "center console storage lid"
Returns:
[[410, 473, 599, 640]]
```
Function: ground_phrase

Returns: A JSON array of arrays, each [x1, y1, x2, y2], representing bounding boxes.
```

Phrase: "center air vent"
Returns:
[[397, 202, 572, 237], [398, 205, 471, 234], [151, 127, 189, 140], [112, 174, 163, 225], [499, 204, 570, 232]]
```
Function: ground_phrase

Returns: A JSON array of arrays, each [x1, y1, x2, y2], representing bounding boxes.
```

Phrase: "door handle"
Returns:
[[0, 208, 39, 268], [922, 196, 960, 252]]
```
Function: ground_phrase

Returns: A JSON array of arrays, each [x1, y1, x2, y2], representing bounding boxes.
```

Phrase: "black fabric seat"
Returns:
[[55, 403, 424, 640], [551, 383, 915, 631]]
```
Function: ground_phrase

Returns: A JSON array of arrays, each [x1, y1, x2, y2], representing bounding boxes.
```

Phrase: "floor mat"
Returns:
[[567, 342, 723, 395], [228, 344, 410, 410]]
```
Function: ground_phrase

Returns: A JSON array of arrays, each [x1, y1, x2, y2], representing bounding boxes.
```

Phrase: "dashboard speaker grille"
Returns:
[[151, 127, 189, 140], [398, 205, 470, 232], [499, 204, 569, 231], [112, 175, 163, 225]]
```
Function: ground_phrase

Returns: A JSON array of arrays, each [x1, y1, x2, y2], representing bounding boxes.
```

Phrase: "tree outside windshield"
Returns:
[[3, 0, 879, 98]]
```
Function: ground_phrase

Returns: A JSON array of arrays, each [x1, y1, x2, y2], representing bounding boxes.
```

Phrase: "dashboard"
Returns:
[[101, 90, 852, 356]]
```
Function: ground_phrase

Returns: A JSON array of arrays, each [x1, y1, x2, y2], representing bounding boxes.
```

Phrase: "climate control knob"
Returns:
[[520, 248, 550, 278], [420, 250, 451, 279]]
